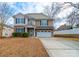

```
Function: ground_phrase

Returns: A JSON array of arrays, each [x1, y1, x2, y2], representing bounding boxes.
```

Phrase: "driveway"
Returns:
[[39, 37, 79, 57]]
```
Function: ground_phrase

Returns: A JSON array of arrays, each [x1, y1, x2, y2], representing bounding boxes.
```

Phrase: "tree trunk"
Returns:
[[0, 29, 3, 39], [0, 23, 3, 39]]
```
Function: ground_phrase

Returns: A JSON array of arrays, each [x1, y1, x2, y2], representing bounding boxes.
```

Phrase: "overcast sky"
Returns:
[[9, 2, 52, 14]]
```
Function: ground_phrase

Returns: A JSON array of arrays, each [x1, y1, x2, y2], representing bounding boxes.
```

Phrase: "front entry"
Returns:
[[27, 28, 34, 36]]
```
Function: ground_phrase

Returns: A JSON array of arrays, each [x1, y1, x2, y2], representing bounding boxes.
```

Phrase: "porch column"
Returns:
[[34, 27, 35, 36], [25, 27, 27, 32]]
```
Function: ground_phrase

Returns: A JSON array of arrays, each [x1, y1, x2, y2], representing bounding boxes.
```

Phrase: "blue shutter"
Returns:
[[16, 18, 17, 24]]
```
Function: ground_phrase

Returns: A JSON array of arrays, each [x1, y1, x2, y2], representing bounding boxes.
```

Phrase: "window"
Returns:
[[16, 18, 25, 24], [16, 28, 25, 32], [40, 20, 48, 26], [28, 20, 33, 25]]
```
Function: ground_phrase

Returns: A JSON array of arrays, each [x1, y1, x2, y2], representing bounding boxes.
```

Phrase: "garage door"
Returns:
[[37, 31, 52, 37]]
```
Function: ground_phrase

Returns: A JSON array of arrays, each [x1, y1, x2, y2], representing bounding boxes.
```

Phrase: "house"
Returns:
[[56, 24, 71, 31], [0, 17, 14, 37], [3, 25, 14, 37], [0, 25, 14, 37], [13, 13, 54, 37]]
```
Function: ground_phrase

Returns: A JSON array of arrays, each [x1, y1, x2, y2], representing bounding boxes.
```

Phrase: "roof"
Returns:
[[13, 13, 25, 18], [13, 13, 52, 20], [25, 13, 51, 19], [57, 24, 71, 31]]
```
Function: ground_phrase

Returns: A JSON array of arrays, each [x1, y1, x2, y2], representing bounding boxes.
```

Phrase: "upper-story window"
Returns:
[[40, 20, 48, 26], [16, 18, 25, 24], [28, 20, 34, 25]]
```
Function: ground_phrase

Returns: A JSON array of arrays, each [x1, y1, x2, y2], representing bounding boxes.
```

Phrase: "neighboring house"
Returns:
[[13, 13, 54, 37], [0, 18, 14, 37], [0, 25, 14, 37], [56, 24, 71, 31], [3, 26, 14, 37]]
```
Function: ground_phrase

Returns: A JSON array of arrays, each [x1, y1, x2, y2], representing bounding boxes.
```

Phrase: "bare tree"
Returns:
[[67, 11, 75, 27], [64, 2, 79, 28], [64, 2, 79, 9], [44, 3, 63, 19], [0, 3, 15, 38]]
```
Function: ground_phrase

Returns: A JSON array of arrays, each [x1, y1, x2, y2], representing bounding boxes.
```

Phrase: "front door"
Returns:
[[27, 28, 34, 36]]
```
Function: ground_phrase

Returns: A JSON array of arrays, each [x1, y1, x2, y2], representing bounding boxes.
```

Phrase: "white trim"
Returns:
[[34, 28, 35, 36]]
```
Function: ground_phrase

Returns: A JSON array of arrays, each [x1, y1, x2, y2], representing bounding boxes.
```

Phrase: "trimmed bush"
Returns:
[[12, 32, 18, 37], [12, 32, 29, 37], [23, 32, 29, 37]]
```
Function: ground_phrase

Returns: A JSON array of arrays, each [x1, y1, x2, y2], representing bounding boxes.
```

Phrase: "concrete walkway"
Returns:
[[39, 37, 79, 57]]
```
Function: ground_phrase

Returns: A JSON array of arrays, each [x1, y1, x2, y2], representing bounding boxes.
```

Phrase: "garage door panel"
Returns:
[[37, 32, 51, 37]]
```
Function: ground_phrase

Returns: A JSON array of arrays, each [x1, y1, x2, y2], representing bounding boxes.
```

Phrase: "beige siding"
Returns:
[[35, 20, 40, 26], [48, 20, 53, 26], [36, 29, 53, 32], [35, 19, 53, 27]]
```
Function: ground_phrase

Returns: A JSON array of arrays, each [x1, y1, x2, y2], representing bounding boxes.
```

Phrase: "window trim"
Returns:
[[16, 27, 25, 32], [40, 20, 48, 26], [16, 18, 25, 24]]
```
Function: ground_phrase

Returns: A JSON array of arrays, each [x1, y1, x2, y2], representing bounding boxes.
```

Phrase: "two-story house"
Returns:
[[13, 13, 54, 37]]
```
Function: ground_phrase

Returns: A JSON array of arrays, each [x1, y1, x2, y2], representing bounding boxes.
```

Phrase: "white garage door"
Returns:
[[37, 31, 52, 37]]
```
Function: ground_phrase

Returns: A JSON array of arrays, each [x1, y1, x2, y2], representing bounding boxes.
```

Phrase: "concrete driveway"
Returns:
[[39, 37, 79, 57]]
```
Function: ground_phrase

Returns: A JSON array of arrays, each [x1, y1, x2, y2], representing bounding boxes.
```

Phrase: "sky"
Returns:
[[6, 2, 73, 29], [9, 2, 52, 14]]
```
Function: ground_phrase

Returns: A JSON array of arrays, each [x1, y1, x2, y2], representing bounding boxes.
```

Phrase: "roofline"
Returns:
[[12, 12, 53, 19], [13, 13, 24, 18]]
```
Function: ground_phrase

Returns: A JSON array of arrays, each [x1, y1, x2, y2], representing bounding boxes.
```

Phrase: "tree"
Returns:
[[64, 2, 79, 9], [67, 11, 75, 26], [61, 3, 78, 27], [0, 3, 15, 38], [64, 2, 79, 28], [43, 2, 64, 30], [43, 2, 63, 19]]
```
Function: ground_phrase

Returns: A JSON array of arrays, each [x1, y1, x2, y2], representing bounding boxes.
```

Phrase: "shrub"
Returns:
[[23, 32, 29, 37], [12, 32, 17, 37], [69, 26, 73, 29], [12, 32, 29, 37]]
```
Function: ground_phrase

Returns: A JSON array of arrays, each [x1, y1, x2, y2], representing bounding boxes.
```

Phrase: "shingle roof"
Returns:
[[13, 13, 52, 20], [25, 13, 51, 19], [13, 13, 24, 18]]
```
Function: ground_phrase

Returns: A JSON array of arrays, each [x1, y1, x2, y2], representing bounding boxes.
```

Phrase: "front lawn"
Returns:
[[54, 37, 79, 41], [0, 37, 48, 57], [61, 37, 79, 41], [54, 34, 79, 38]]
